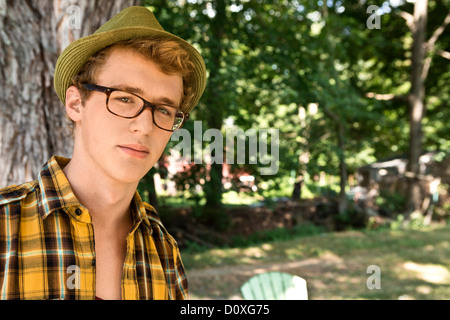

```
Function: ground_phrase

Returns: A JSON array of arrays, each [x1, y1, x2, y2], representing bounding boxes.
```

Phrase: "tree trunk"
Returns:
[[405, 0, 428, 217], [0, 0, 138, 187], [204, 0, 226, 208], [324, 108, 348, 215], [291, 174, 303, 201], [337, 122, 348, 215]]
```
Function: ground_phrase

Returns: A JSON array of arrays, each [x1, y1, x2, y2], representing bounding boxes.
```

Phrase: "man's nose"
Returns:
[[129, 107, 154, 134]]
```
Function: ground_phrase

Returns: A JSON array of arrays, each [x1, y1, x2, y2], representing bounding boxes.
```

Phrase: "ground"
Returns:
[[160, 197, 450, 300], [186, 253, 348, 300], [180, 223, 450, 300]]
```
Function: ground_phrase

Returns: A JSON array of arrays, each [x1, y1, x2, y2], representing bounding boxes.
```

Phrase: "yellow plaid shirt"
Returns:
[[0, 156, 188, 300]]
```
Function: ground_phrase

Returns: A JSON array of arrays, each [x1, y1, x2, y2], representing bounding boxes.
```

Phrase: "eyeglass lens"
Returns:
[[108, 90, 184, 131]]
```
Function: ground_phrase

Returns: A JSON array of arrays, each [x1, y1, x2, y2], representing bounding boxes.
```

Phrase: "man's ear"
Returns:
[[65, 85, 83, 123]]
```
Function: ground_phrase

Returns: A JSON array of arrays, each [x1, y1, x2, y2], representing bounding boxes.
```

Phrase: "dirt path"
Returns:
[[186, 253, 346, 300], [184, 224, 450, 300]]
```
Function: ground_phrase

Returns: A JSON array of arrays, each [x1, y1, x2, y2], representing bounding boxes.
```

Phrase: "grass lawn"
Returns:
[[181, 222, 450, 300]]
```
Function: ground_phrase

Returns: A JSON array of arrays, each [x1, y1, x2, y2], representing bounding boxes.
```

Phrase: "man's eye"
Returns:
[[117, 97, 133, 103], [156, 106, 172, 116]]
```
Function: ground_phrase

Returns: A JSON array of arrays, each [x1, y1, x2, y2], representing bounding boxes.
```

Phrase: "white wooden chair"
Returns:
[[240, 272, 308, 300]]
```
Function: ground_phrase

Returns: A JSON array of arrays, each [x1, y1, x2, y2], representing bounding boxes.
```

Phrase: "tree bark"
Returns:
[[405, 0, 428, 216], [0, 0, 138, 187], [324, 108, 348, 215], [336, 122, 348, 214], [204, 0, 226, 208]]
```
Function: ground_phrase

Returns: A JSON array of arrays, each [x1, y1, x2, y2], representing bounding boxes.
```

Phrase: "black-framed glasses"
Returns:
[[82, 83, 189, 132]]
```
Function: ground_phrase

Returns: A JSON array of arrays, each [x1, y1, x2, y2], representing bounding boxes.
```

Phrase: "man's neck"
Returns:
[[62, 156, 138, 228]]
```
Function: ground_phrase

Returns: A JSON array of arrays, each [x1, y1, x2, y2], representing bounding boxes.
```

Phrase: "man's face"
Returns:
[[73, 47, 183, 185]]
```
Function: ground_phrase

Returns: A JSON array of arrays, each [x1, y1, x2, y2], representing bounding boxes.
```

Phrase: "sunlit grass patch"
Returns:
[[183, 223, 450, 299]]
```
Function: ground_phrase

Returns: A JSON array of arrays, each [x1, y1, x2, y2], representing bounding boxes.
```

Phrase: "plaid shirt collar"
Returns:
[[37, 156, 157, 234]]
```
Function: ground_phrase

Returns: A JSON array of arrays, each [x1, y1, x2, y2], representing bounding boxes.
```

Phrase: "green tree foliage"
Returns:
[[140, 0, 449, 221]]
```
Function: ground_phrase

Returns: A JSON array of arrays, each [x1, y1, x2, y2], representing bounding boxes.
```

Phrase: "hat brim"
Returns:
[[54, 26, 206, 113]]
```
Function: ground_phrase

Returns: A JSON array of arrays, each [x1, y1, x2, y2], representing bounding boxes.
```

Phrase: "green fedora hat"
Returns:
[[54, 6, 206, 113]]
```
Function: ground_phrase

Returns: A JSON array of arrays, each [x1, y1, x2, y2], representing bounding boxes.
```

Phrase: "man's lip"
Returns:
[[119, 144, 150, 153]]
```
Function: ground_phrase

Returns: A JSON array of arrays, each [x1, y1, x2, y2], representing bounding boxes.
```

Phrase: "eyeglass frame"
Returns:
[[81, 83, 190, 132]]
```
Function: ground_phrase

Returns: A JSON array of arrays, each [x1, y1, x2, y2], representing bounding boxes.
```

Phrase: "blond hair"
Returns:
[[70, 37, 195, 112]]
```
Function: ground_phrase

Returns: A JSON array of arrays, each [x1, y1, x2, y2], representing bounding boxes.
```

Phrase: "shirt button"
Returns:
[[75, 208, 82, 216]]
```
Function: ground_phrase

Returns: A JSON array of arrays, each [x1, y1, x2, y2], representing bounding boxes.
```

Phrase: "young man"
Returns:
[[0, 6, 206, 300]]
